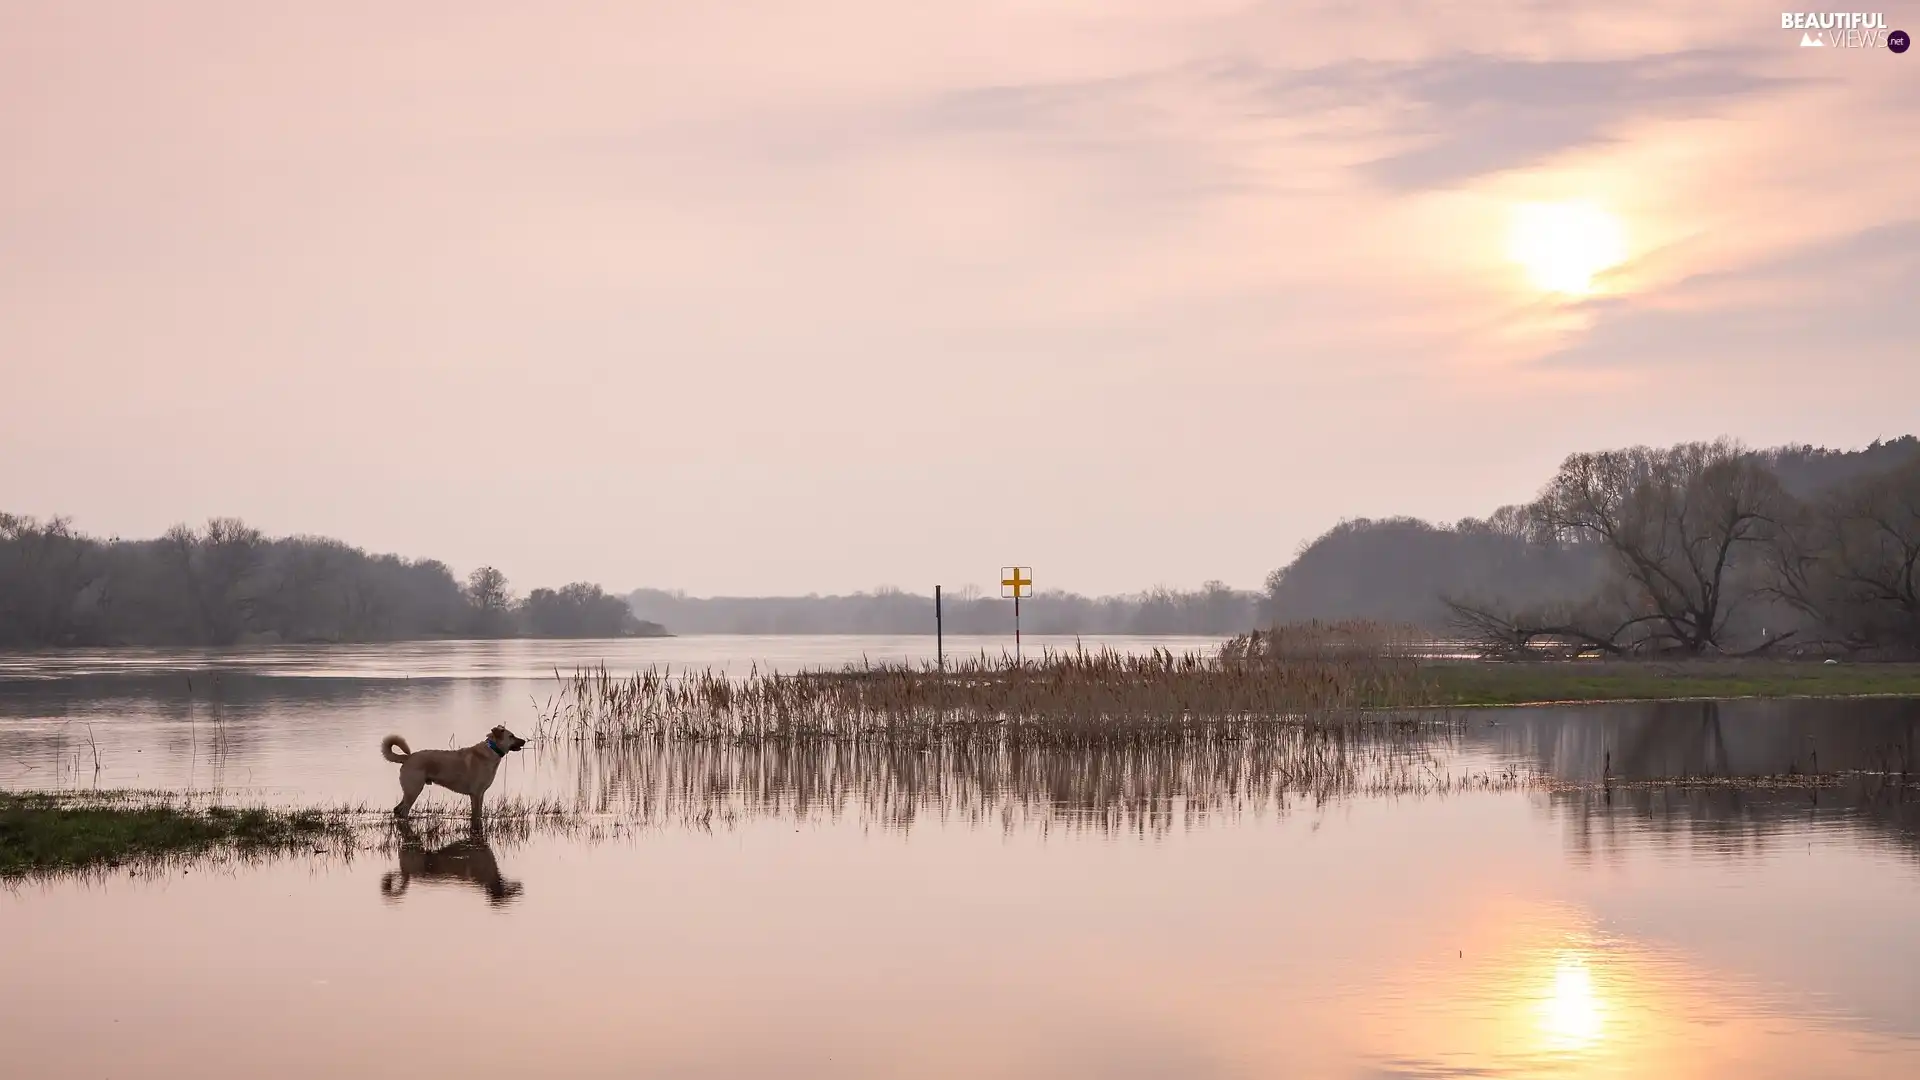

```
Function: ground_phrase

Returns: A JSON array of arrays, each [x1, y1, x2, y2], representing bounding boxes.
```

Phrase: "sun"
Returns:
[[1507, 200, 1627, 296]]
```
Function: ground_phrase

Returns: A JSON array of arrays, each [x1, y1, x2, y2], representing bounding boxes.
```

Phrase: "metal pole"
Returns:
[[935, 584, 943, 672], [1014, 592, 1021, 664]]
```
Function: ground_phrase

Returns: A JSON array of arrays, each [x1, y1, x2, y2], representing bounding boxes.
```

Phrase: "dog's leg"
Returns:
[[469, 790, 485, 825], [395, 768, 426, 818]]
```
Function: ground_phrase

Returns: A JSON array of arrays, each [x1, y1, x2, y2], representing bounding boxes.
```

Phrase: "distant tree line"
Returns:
[[0, 516, 665, 648], [1263, 437, 1920, 658], [628, 582, 1262, 637]]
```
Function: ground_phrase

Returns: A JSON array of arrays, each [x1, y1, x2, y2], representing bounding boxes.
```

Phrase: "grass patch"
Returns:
[[1417, 659, 1920, 706], [0, 792, 353, 878]]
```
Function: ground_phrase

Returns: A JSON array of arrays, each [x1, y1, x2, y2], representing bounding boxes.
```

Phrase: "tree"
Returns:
[[1263, 513, 1601, 628], [464, 566, 510, 610], [463, 566, 514, 637], [1532, 440, 1787, 654], [160, 518, 265, 644], [1442, 577, 1648, 660], [520, 582, 649, 638], [0, 514, 100, 646], [1773, 457, 1920, 653], [0, 516, 648, 645]]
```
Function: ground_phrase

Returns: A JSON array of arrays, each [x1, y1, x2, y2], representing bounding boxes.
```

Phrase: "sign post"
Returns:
[[934, 585, 944, 672], [1000, 567, 1032, 663]]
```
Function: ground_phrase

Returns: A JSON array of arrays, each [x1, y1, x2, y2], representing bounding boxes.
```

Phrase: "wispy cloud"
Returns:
[[907, 47, 1801, 198], [1545, 219, 1920, 368], [1222, 49, 1802, 189]]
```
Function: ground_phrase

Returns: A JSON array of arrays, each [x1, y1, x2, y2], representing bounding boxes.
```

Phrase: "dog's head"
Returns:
[[489, 725, 528, 753]]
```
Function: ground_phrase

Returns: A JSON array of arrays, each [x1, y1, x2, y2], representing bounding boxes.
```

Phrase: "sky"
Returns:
[[2, 2, 1916, 597]]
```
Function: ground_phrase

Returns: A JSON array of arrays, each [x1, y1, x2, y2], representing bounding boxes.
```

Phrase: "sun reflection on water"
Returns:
[[1537, 952, 1606, 1053]]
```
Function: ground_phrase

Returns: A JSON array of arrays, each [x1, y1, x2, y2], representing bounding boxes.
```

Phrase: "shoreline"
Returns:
[[1415, 659, 1920, 707]]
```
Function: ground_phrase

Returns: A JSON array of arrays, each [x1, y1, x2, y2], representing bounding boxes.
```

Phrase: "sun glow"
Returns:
[[1537, 953, 1607, 1052], [1507, 200, 1628, 295]]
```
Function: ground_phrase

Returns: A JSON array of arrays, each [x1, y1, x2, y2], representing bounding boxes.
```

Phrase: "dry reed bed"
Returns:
[[534, 627, 1438, 747]]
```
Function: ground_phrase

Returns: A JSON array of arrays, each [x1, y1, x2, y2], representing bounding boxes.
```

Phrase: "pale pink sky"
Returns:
[[3, 3, 1915, 596]]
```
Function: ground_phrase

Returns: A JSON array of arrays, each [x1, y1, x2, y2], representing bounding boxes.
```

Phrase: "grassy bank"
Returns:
[[0, 792, 352, 877], [1419, 659, 1920, 707]]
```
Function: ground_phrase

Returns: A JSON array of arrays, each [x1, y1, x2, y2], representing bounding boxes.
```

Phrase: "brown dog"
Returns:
[[381, 725, 526, 820]]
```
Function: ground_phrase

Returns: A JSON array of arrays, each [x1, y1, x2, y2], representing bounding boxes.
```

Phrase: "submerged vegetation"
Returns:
[[533, 622, 1438, 746], [0, 791, 352, 877], [532, 619, 1920, 744], [0, 791, 588, 879], [13, 685, 1917, 865]]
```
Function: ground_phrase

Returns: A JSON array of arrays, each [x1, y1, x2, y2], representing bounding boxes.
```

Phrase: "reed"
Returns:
[[533, 622, 1437, 747]]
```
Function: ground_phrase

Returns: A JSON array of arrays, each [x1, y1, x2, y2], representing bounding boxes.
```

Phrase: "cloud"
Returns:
[[1542, 219, 1920, 367], [915, 75, 1153, 137], [1361, 1058, 1503, 1079], [1223, 49, 1802, 189], [906, 70, 1263, 204], [909, 48, 1801, 199]]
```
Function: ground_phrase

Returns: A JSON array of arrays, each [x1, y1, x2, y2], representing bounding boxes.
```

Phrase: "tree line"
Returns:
[[627, 582, 1263, 636], [1263, 437, 1920, 657], [0, 516, 664, 648]]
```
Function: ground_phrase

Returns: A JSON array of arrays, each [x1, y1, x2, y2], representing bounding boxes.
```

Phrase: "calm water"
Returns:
[[4, 637, 1918, 1079]]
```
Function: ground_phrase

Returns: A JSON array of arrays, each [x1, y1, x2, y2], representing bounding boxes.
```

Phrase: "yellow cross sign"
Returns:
[[1000, 566, 1032, 599]]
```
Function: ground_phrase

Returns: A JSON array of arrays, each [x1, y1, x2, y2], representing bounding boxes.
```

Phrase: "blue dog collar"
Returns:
[[487, 739, 506, 757]]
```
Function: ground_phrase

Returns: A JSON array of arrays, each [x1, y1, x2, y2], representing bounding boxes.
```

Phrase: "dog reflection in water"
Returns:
[[379, 821, 524, 906]]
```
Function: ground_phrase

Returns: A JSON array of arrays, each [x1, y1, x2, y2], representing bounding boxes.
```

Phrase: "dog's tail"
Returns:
[[381, 735, 411, 764]]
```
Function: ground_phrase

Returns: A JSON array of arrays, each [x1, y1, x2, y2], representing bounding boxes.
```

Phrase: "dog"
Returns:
[[381, 725, 526, 820], [379, 821, 524, 906]]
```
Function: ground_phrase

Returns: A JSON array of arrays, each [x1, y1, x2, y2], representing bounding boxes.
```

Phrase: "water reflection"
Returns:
[[549, 728, 1510, 836], [1537, 951, 1606, 1054], [536, 723, 1920, 862], [379, 822, 524, 907], [1360, 904, 1920, 1078], [3, 716, 1917, 1078], [1472, 697, 1919, 785], [1547, 782, 1920, 869]]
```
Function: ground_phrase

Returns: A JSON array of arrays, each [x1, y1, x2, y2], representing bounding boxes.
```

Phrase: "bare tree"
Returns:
[[160, 518, 265, 644], [465, 566, 510, 611], [1443, 596, 1634, 659], [464, 565, 514, 637], [1533, 441, 1787, 654], [1773, 458, 1920, 653], [0, 514, 99, 645]]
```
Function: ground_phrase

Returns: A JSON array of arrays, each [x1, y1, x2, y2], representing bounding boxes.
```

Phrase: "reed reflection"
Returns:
[[542, 715, 1915, 846], [543, 725, 1520, 835]]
